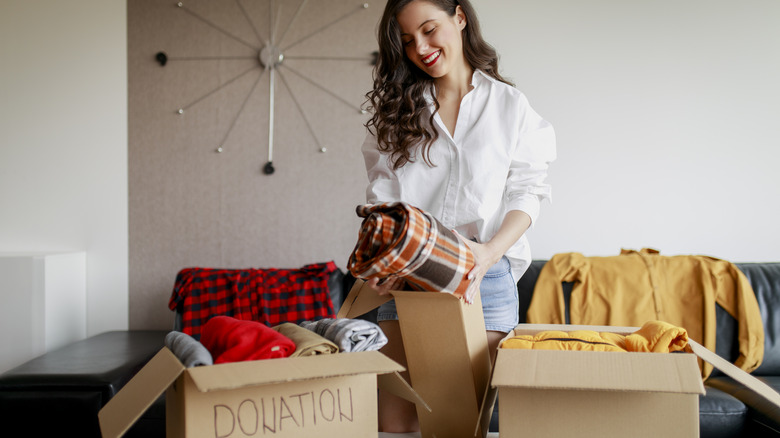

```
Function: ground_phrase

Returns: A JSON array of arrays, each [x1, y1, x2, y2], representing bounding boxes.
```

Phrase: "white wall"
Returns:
[[479, 0, 780, 262], [0, 1, 128, 337]]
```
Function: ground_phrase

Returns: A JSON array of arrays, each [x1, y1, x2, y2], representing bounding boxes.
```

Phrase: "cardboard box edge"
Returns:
[[491, 324, 707, 394], [690, 339, 780, 409], [187, 350, 407, 392], [377, 371, 432, 412], [337, 278, 393, 319], [98, 347, 184, 438], [502, 324, 780, 405]]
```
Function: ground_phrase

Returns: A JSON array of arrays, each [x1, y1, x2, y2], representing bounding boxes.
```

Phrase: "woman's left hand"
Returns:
[[453, 231, 500, 305]]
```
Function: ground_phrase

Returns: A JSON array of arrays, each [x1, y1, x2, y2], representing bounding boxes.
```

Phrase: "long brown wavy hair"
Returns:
[[364, 0, 512, 170]]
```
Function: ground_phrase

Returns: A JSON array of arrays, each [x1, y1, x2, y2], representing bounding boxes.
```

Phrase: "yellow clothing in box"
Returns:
[[502, 320, 691, 354], [526, 249, 764, 377]]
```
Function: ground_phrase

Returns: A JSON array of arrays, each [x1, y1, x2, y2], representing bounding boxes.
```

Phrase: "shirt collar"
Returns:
[[424, 69, 487, 107], [471, 68, 489, 87]]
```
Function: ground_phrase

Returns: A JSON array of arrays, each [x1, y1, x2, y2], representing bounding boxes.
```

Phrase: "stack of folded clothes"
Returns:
[[299, 318, 388, 353], [164, 315, 388, 367]]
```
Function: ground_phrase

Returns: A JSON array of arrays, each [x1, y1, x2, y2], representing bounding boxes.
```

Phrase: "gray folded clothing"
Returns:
[[165, 331, 213, 367], [299, 318, 388, 353]]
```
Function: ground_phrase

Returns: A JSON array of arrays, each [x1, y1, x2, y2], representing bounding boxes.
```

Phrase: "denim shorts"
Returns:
[[376, 256, 519, 333]]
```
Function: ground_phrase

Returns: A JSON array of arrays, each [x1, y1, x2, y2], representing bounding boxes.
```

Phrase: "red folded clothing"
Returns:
[[200, 316, 296, 363]]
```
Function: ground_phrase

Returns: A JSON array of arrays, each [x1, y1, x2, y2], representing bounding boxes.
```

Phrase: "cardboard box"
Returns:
[[338, 279, 495, 438], [99, 348, 428, 438], [488, 323, 780, 438]]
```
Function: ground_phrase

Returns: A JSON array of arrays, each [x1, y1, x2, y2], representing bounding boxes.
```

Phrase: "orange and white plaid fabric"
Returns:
[[347, 202, 475, 298]]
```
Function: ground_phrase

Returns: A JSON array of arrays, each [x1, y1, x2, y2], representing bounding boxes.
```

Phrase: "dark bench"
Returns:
[[0, 330, 168, 437]]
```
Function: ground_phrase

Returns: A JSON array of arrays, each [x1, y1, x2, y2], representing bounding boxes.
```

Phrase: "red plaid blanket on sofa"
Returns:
[[168, 261, 337, 340]]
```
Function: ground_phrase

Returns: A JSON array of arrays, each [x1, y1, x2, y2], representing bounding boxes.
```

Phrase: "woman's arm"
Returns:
[[362, 133, 400, 204], [457, 210, 532, 304]]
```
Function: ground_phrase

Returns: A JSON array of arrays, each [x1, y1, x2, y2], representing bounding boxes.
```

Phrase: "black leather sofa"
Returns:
[[1, 261, 778, 437], [0, 330, 167, 437]]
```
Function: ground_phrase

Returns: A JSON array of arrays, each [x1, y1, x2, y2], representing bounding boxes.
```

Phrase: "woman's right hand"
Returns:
[[367, 277, 404, 296]]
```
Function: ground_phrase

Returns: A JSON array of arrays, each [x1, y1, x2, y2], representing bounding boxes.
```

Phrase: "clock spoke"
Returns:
[[276, 0, 309, 48], [234, 0, 266, 46], [280, 64, 365, 114], [277, 70, 326, 153], [164, 55, 256, 62], [218, 68, 267, 152], [178, 2, 259, 51], [270, 0, 284, 46], [281, 3, 369, 52], [177, 64, 259, 114], [285, 55, 374, 62]]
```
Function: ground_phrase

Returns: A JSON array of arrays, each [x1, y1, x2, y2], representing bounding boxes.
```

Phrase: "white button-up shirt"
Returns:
[[361, 69, 556, 281]]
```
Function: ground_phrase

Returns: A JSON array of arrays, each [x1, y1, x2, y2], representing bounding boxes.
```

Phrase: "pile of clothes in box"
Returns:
[[165, 316, 388, 367]]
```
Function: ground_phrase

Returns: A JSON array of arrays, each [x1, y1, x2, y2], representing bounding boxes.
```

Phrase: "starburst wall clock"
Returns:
[[155, 0, 378, 175]]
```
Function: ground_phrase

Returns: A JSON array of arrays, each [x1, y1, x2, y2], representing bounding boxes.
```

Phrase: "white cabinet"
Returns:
[[0, 252, 86, 373]]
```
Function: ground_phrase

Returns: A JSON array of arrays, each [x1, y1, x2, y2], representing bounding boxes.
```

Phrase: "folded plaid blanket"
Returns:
[[347, 202, 475, 298], [299, 318, 388, 353]]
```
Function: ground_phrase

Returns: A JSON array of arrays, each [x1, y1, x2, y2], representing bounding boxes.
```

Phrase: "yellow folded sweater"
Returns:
[[501, 320, 690, 354]]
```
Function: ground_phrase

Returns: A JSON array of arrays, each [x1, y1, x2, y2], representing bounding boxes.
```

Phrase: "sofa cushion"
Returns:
[[699, 384, 748, 438], [707, 375, 780, 436], [736, 263, 780, 376]]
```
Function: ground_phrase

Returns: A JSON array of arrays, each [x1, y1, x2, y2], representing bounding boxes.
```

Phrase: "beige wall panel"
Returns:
[[129, 0, 384, 329]]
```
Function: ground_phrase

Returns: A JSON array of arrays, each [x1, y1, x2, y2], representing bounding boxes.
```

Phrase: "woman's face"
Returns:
[[396, 1, 467, 79]]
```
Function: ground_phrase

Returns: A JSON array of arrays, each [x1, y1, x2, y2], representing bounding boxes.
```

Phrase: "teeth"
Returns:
[[423, 51, 440, 64]]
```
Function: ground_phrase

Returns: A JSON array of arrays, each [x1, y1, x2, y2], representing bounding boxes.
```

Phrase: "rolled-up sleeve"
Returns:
[[361, 132, 401, 204], [504, 103, 557, 225]]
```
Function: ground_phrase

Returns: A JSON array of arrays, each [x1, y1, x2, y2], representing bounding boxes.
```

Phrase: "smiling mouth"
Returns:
[[422, 50, 441, 67]]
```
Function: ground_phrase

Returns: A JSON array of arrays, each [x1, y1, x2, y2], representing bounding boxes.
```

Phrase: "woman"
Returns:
[[361, 0, 556, 432]]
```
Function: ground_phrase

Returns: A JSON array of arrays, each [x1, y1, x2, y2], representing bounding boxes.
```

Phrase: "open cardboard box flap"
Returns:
[[99, 347, 428, 438], [337, 278, 392, 319], [483, 323, 780, 423], [99, 348, 183, 438], [339, 278, 494, 438], [688, 338, 780, 413]]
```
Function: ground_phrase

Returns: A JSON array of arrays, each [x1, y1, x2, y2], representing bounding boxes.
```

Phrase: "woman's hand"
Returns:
[[454, 211, 532, 305], [454, 231, 501, 305], [366, 276, 405, 296]]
